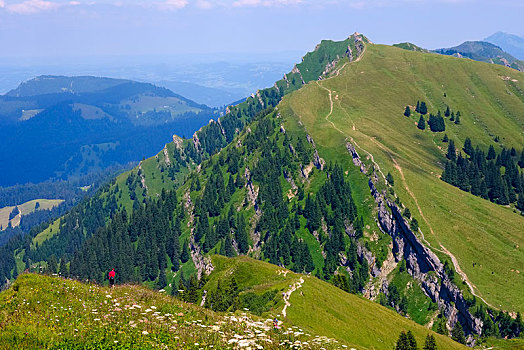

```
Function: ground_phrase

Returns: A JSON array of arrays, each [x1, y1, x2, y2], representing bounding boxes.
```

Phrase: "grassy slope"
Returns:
[[205, 256, 467, 350], [0, 273, 341, 350], [281, 43, 524, 312], [0, 199, 64, 230]]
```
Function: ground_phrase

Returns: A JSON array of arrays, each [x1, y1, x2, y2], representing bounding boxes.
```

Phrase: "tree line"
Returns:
[[442, 138, 524, 210]]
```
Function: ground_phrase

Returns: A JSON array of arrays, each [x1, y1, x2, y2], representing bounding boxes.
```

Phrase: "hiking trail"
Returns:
[[281, 277, 304, 318]]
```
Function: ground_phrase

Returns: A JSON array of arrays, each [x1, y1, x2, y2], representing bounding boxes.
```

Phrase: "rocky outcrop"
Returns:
[[347, 141, 483, 338], [163, 145, 171, 166]]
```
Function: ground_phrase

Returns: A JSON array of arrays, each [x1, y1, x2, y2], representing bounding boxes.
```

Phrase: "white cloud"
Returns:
[[6, 0, 62, 14], [231, 0, 302, 7], [0, 0, 5, 8], [161, 0, 188, 9], [196, 0, 213, 9]]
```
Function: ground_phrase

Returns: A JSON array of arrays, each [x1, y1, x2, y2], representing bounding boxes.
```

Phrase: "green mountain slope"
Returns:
[[2, 34, 523, 348], [0, 258, 469, 350], [281, 43, 524, 313]]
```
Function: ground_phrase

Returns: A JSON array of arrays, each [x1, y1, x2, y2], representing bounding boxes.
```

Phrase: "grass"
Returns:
[[0, 272, 341, 350], [203, 256, 468, 350], [280, 43, 524, 313], [0, 199, 63, 231]]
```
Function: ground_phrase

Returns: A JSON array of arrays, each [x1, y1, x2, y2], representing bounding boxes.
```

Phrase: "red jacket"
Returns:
[[109, 270, 115, 278]]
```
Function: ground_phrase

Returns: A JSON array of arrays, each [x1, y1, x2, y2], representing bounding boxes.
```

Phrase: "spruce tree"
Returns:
[[423, 334, 437, 350], [451, 321, 466, 344], [404, 106, 411, 117], [518, 151, 524, 168], [181, 240, 190, 263], [455, 111, 461, 124], [446, 140, 456, 161], [463, 138, 473, 156], [420, 101, 428, 115], [386, 172, 395, 186], [487, 145, 496, 160], [442, 134, 448, 142], [418, 115, 426, 130], [406, 330, 417, 350], [395, 331, 409, 350], [416, 101, 420, 113], [445, 106, 450, 117]]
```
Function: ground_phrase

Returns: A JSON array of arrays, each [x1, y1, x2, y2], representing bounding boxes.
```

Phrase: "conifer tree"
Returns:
[[518, 151, 524, 168], [445, 106, 450, 117], [455, 111, 461, 124], [410, 218, 419, 232], [442, 134, 448, 142], [416, 101, 420, 113], [181, 240, 190, 263], [417, 115, 426, 130], [463, 138, 473, 156], [446, 140, 456, 161], [404, 106, 411, 117], [487, 145, 496, 160], [419, 101, 428, 115], [423, 334, 437, 350], [451, 321, 466, 344], [406, 331, 417, 350], [386, 172, 395, 186], [235, 214, 249, 254], [395, 331, 409, 350], [450, 111, 455, 121]]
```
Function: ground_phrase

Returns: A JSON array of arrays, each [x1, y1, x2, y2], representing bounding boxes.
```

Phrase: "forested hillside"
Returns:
[[0, 76, 217, 186], [1, 34, 523, 348]]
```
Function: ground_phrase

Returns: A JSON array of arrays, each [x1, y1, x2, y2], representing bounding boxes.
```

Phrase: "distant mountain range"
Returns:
[[434, 41, 524, 71], [0, 76, 219, 186], [485, 31, 524, 60]]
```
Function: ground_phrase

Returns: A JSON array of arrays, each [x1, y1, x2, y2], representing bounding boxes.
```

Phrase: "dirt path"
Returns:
[[316, 72, 494, 309], [366, 134, 498, 309], [281, 277, 304, 318]]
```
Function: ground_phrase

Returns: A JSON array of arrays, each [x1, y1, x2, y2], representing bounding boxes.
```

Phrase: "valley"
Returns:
[[0, 33, 523, 350]]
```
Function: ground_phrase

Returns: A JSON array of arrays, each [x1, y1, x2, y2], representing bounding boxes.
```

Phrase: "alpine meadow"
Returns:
[[0, 2, 523, 349]]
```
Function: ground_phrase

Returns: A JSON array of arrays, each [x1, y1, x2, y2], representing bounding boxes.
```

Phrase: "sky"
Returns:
[[0, 0, 523, 60]]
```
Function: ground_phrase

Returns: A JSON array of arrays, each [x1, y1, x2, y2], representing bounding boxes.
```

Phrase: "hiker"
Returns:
[[108, 268, 116, 288]]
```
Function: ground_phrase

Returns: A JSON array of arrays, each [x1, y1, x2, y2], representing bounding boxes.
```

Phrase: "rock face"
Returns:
[[347, 142, 483, 338]]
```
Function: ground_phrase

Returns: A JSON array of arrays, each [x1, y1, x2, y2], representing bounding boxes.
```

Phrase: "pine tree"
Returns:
[[450, 111, 455, 121], [47, 255, 58, 274], [451, 321, 466, 344], [406, 330, 417, 350], [386, 172, 395, 185], [446, 140, 456, 161], [395, 331, 409, 350], [404, 106, 411, 117], [487, 145, 496, 160], [235, 214, 249, 254], [455, 111, 461, 124], [416, 101, 420, 113], [417, 115, 426, 130], [158, 269, 167, 290], [181, 240, 190, 263], [463, 138, 473, 156], [423, 334, 437, 350], [410, 218, 419, 232], [445, 106, 450, 117], [420, 101, 428, 115]]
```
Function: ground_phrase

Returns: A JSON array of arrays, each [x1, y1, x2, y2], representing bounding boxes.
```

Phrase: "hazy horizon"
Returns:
[[0, 0, 523, 60]]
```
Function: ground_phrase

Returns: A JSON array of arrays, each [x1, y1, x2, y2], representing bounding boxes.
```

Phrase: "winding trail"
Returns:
[[315, 67, 494, 309], [281, 277, 304, 318]]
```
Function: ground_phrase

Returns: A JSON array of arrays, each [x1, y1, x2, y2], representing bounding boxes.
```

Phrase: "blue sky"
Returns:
[[0, 0, 523, 59]]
